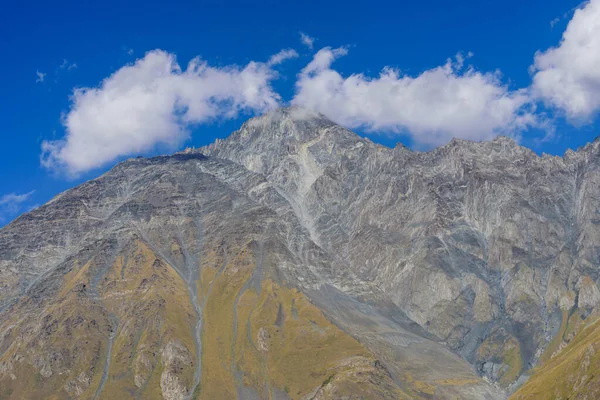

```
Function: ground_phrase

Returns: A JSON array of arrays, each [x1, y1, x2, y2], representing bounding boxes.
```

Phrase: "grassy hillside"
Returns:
[[511, 311, 600, 399], [0, 238, 408, 399]]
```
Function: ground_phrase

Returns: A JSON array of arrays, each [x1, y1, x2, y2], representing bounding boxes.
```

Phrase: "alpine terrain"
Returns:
[[3, 107, 600, 399]]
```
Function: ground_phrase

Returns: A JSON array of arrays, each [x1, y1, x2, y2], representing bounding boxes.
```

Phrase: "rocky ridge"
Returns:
[[2, 107, 600, 398]]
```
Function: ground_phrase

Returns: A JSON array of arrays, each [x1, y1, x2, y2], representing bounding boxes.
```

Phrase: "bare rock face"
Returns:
[[256, 327, 270, 352], [577, 276, 600, 309], [160, 341, 193, 400], [64, 371, 92, 398], [3, 107, 600, 398], [134, 344, 156, 388], [307, 356, 407, 400], [199, 107, 600, 387]]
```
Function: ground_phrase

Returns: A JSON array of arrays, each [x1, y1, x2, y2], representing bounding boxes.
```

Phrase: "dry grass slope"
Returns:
[[0, 237, 409, 400], [0, 240, 199, 400], [198, 240, 409, 399], [512, 312, 600, 399]]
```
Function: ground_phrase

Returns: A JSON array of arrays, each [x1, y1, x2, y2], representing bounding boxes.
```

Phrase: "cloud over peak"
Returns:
[[40, 2, 600, 174], [292, 48, 538, 147], [42, 49, 291, 175]]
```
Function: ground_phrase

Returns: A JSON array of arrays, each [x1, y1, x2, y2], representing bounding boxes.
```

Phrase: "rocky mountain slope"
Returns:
[[2, 107, 600, 399]]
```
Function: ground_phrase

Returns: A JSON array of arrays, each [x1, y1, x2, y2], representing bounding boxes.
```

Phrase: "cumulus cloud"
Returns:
[[42, 6, 600, 174], [0, 191, 35, 223], [267, 48, 298, 66], [300, 32, 315, 49], [42, 49, 290, 175], [532, 0, 600, 120], [292, 47, 538, 147]]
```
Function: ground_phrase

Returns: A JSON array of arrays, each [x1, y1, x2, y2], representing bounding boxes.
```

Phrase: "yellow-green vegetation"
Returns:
[[477, 328, 523, 385], [0, 238, 407, 399], [500, 342, 523, 386], [434, 378, 481, 386], [0, 260, 111, 399], [197, 245, 253, 399], [248, 279, 386, 398], [0, 240, 199, 400], [309, 356, 413, 400], [511, 314, 600, 399], [537, 309, 585, 367], [538, 310, 570, 365], [564, 310, 585, 340], [97, 241, 198, 399], [403, 372, 436, 396], [197, 240, 408, 399], [398, 368, 487, 398]]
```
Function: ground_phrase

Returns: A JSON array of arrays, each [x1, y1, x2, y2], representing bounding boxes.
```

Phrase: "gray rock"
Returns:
[[197, 107, 600, 386], [5, 106, 600, 397]]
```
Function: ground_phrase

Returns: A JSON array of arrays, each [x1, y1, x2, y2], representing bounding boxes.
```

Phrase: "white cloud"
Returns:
[[267, 48, 298, 66], [0, 191, 35, 222], [292, 47, 538, 147], [42, 49, 287, 175], [300, 32, 315, 50], [60, 59, 77, 71], [532, 0, 600, 120], [36, 70, 46, 83], [43, 13, 600, 171]]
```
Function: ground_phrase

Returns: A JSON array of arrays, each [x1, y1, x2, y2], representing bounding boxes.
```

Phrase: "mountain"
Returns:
[[2, 107, 600, 399]]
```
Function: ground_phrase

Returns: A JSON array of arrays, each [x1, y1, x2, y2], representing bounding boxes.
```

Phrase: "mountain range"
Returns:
[[2, 107, 600, 399]]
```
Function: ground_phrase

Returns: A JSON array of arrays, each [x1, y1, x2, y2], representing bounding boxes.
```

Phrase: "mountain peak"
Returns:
[[196, 106, 362, 158], [8, 99, 600, 400], [240, 106, 336, 133]]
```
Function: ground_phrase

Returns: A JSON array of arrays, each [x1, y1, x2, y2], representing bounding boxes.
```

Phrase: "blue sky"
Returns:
[[1, 0, 599, 225]]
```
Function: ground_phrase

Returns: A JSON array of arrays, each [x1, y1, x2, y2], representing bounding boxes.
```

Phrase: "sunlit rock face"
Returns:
[[200, 108, 600, 388], [2, 107, 600, 399]]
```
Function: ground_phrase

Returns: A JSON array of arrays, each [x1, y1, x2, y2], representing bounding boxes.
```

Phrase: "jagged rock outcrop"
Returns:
[[2, 107, 600, 398], [198, 108, 600, 388]]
